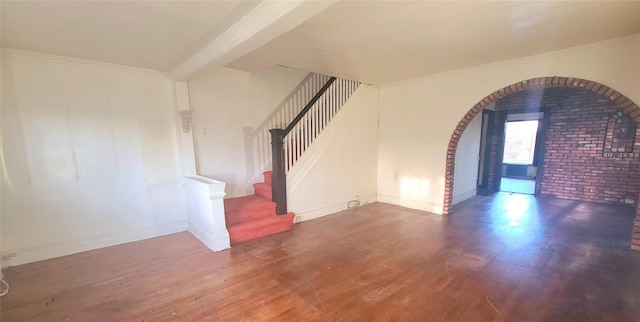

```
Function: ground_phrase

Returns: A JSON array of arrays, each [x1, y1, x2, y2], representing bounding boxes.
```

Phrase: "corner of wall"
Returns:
[[376, 194, 444, 215]]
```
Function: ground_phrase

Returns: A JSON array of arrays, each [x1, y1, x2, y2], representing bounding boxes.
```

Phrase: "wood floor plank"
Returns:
[[2, 193, 640, 321]]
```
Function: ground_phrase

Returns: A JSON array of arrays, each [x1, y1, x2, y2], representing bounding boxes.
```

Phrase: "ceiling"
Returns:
[[228, 1, 640, 84], [2, 1, 640, 84], [0, 0, 243, 70]]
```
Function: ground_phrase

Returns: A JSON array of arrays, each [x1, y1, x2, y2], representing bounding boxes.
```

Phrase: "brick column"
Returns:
[[632, 196, 640, 251]]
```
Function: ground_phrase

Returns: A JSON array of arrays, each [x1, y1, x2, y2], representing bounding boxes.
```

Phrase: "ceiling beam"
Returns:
[[170, 0, 336, 81]]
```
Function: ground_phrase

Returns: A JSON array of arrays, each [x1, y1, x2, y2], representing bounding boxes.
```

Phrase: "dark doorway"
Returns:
[[477, 110, 548, 196], [477, 109, 495, 192]]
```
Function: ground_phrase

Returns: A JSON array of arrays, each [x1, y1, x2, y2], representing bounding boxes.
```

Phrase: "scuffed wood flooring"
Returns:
[[2, 193, 640, 321]]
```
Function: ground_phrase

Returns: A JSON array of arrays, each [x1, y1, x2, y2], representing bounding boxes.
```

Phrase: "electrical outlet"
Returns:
[[1, 253, 16, 262], [394, 172, 398, 181]]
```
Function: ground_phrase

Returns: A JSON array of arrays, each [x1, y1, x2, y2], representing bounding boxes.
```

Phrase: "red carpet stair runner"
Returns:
[[223, 171, 294, 244], [632, 196, 640, 251]]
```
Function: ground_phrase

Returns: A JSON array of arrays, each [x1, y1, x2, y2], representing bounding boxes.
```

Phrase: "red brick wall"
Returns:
[[489, 87, 640, 205], [486, 113, 505, 192], [443, 77, 640, 215], [633, 201, 640, 251]]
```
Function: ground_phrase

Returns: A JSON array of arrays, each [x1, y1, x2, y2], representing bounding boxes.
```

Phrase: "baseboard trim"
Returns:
[[187, 223, 230, 252], [1, 221, 188, 268], [377, 194, 444, 215], [452, 189, 477, 205], [293, 194, 377, 223]]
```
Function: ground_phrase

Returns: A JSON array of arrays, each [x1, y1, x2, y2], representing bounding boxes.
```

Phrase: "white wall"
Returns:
[[378, 35, 640, 214], [1, 50, 188, 266], [452, 114, 482, 205], [188, 67, 308, 197], [184, 176, 229, 252], [287, 85, 379, 222]]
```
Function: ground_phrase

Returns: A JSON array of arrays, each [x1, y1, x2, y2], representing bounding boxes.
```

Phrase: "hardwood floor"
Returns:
[[2, 193, 640, 321]]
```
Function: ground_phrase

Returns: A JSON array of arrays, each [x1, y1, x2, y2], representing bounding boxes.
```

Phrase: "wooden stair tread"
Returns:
[[227, 213, 294, 244], [253, 182, 272, 199], [224, 195, 274, 212], [254, 182, 271, 189], [223, 173, 294, 244], [263, 171, 272, 185], [227, 213, 294, 231]]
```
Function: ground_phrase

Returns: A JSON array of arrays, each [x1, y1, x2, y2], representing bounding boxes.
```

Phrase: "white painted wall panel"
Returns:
[[1, 53, 188, 266]]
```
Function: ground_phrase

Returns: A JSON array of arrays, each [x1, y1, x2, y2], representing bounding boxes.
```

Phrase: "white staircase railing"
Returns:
[[244, 73, 331, 187], [283, 78, 360, 172], [270, 76, 361, 214]]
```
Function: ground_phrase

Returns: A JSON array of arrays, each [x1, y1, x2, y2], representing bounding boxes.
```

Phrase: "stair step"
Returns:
[[224, 195, 276, 226], [224, 195, 274, 212], [227, 213, 294, 244], [264, 171, 272, 185], [253, 182, 272, 199], [224, 172, 293, 245]]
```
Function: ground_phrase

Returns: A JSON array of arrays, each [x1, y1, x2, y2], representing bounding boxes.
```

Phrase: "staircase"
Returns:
[[223, 74, 360, 244], [224, 171, 294, 244]]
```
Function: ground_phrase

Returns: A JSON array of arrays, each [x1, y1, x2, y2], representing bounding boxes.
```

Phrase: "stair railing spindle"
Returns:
[[271, 76, 364, 215]]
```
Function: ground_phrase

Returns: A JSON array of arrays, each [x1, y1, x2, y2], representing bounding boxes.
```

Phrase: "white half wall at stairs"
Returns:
[[185, 176, 230, 251], [287, 85, 380, 222]]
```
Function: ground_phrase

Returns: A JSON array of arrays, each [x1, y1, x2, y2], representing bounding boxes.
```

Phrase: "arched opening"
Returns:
[[443, 77, 640, 215]]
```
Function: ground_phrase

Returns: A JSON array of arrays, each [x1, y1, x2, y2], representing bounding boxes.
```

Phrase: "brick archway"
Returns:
[[443, 76, 640, 215]]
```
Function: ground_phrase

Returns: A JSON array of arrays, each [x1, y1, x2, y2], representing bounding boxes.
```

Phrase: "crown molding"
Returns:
[[383, 33, 640, 88], [1, 48, 168, 78]]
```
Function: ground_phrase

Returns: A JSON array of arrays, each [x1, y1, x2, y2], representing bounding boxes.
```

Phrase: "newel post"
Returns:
[[269, 129, 287, 215]]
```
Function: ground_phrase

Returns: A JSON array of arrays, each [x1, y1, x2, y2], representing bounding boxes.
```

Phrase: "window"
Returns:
[[604, 112, 637, 158], [502, 120, 538, 165]]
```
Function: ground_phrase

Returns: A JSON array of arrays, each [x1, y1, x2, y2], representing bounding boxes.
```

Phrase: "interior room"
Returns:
[[1, 1, 640, 320]]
